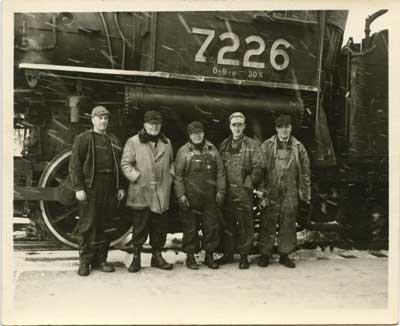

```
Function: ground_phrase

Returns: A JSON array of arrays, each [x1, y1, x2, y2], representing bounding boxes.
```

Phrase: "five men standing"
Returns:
[[70, 106, 311, 274]]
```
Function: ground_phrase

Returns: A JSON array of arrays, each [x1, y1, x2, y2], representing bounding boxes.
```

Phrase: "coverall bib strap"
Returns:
[[258, 142, 298, 256], [275, 146, 298, 198], [185, 148, 218, 203], [220, 139, 255, 255], [180, 145, 220, 254]]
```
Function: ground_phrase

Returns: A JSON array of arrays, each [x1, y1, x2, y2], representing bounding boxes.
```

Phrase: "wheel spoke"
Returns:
[[54, 176, 65, 185], [70, 218, 81, 236], [52, 208, 77, 224], [40, 150, 131, 248]]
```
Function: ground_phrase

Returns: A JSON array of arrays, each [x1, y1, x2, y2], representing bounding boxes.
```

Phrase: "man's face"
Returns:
[[230, 120, 246, 139], [276, 124, 292, 141], [144, 122, 162, 136], [92, 114, 109, 132], [189, 131, 204, 145]]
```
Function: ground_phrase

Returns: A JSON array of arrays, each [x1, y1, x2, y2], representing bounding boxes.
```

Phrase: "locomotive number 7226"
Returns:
[[192, 27, 291, 71]]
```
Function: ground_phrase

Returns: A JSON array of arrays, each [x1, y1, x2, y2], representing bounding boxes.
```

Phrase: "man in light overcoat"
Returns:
[[121, 110, 174, 272]]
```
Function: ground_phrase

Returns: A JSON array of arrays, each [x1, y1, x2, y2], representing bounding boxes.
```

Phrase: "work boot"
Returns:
[[186, 254, 199, 270], [92, 262, 115, 272], [77, 263, 90, 276], [257, 254, 270, 267], [239, 254, 250, 270], [151, 250, 173, 270], [204, 252, 219, 269], [128, 247, 141, 273], [215, 253, 235, 265], [279, 254, 296, 268]]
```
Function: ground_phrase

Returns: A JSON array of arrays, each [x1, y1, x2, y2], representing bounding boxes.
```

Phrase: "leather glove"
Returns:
[[178, 195, 190, 211], [216, 192, 225, 207]]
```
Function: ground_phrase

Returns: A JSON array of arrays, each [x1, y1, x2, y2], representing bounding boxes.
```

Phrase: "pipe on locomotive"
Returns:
[[364, 9, 388, 50], [125, 85, 304, 117]]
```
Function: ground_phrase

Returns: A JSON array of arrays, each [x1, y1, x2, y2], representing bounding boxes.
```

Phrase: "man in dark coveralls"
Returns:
[[69, 106, 126, 276], [217, 112, 264, 269], [257, 114, 311, 268], [174, 121, 226, 270]]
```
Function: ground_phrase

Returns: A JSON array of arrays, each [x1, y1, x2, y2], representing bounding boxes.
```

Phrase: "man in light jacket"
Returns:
[[121, 111, 174, 272], [257, 114, 311, 268], [174, 121, 225, 270]]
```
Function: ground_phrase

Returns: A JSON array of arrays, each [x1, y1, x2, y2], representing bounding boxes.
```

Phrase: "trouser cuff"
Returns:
[[203, 246, 218, 252], [258, 246, 273, 256]]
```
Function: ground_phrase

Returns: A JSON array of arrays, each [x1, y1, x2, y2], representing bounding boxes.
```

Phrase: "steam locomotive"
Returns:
[[13, 10, 388, 249]]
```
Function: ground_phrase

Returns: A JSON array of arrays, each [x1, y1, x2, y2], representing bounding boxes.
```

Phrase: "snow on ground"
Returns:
[[6, 246, 389, 325]]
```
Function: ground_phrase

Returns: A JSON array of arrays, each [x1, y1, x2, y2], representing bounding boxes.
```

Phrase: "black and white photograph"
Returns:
[[2, 0, 399, 324]]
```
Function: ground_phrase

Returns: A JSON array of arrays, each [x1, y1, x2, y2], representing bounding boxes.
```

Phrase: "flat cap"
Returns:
[[91, 105, 110, 117], [144, 110, 162, 124], [187, 121, 204, 134], [275, 114, 292, 127]]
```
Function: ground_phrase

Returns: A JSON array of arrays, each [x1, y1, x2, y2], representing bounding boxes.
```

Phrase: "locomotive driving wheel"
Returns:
[[38, 149, 131, 249]]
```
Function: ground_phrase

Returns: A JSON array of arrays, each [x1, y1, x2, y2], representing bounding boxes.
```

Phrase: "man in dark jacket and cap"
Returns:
[[217, 112, 264, 269], [121, 110, 174, 272], [174, 121, 225, 269], [257, 114, 311, 268], [69, 105, 126, 276]]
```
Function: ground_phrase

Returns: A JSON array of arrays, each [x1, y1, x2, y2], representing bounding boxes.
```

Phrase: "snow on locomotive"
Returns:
[[13, 10, 388, 249]]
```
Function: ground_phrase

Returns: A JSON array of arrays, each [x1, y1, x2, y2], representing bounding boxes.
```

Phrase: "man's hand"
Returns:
[[254, 190, 269, 208], [117, 189, 126, 201], [216, 192, 225, 207], [260, 198, 270, 208], [178, 195, 190, 210], [255, 190, 264, 199], [75, 190, 87, 202]]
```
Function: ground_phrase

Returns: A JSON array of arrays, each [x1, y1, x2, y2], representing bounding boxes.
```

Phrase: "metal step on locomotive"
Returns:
[[13, 10, 388, 250]]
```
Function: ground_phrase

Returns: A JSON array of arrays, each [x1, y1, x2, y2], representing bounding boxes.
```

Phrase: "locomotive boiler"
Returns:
[[13, 10, 388, 249]]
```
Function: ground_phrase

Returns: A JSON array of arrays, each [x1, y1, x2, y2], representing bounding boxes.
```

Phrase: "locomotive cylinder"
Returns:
[[126, 85, 304, 116]]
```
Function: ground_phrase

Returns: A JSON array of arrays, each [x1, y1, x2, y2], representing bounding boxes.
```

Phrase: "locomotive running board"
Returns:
[[14, 186, 60, 201], [19, 63, 319, 92]]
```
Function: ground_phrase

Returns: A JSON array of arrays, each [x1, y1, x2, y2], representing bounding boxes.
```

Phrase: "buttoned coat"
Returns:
[[121, 131, 174, 214], [68, 130, 126, 192], [261, 135, 311, 201]]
